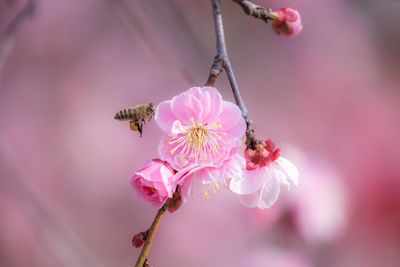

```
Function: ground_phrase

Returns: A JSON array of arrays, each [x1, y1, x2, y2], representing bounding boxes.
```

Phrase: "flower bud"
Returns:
[[132, 159, 177, 207], [272, 7, 303, 37], [132, 231, 148, 248], [144, 260, 153, 267], [167, 191, 182, 213]]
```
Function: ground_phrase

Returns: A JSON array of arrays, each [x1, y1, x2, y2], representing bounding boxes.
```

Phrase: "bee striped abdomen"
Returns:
[[114, 109, 134, 121]]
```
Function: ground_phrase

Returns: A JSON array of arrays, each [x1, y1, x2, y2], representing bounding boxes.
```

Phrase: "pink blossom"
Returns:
[[235, 247, 313, 267], [230, 141, 299, 209], [155, 86, 246, 170], [176, 155, 245, 201], [131, 159, 177, 207], [272, 7, 303, 37]]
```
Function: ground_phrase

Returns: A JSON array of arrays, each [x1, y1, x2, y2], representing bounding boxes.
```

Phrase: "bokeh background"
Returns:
[[1, 0, 400, 266]]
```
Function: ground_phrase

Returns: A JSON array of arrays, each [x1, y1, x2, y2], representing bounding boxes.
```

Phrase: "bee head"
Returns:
[[148, 103, 156, 113]]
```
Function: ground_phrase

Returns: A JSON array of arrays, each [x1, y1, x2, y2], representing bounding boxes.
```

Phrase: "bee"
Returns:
[[114, 103, 156, 137]]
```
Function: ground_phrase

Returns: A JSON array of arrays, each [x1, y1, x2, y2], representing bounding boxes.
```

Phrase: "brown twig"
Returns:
[[204, 55, 224, 87], [134, 200, 170, 267], [1, 0, 35, 38], [0, 0, 35, 85], [0, 138, 105, 267], [206, 0, 258, 149], [230, 0, 277, 23]]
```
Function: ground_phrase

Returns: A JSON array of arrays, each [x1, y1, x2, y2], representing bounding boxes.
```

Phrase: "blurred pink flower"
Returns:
[[246, 148, 348, 243], [155, 86, 246, 170], [131, 159, 177, 207], [291, 156, 347, 243], [234, 247, 313, 267], [272, 7, 303, 37], [230, 141, 299, 209]]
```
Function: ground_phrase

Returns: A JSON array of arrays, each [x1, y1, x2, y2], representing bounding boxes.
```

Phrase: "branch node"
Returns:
[[231, 0, 275, 23], [208, 0, 258, 149], [205, 56, 225, 86]]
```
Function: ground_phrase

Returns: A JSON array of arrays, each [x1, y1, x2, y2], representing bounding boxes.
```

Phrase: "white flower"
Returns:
[[229, 140, 299, 209]]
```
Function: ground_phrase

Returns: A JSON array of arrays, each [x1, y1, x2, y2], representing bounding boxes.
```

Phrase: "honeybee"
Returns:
[[114, 103, 156, 137]]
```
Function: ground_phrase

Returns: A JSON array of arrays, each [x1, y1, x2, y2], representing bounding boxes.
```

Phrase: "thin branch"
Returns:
[[134, 200, 170, 267], [207, 0, 257, 148], [230, 0, 277, 23], [1, 0, 35, 38], [0, 138, 105, 267], [204, 55, 224, 86], [0, 0, 35, 85]]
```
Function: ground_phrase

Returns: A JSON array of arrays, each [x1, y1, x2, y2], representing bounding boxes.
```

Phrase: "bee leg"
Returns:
[[137, 121, 144, 137]]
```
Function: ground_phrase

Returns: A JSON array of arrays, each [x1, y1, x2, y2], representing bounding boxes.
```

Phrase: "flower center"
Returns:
[[188, 125, 209, 150], [168, 119, 226, 164], [245, 139, 281, 170]]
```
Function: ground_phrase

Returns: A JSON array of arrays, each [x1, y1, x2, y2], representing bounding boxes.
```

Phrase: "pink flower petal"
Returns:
[[275, 157, 299, 186], [152, 181, 168, 197], [257, 171, 281, 208], [155, 101, 176, 133], [191, 155, 244, 184], [219, 101, 244, 131], [238, 171, 280, 209], [223, 155, 246, 180], [174, 155, 244, 201], [171, 90, 203, 124], [158, 135, 184, 170], [187, 86, 223, 123], [135, 160, 164, 182], [230, 167, 267, 195], [179, 176, 193, 200]]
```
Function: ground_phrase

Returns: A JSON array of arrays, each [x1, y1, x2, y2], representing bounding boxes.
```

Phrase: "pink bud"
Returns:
[[132, 231, 147, 248], [271, 148, 281, 161], [272, 7, 303, 37], [144, 260, 153, 267], [264, 139, 276, 152], [132, 159, 177, 207]]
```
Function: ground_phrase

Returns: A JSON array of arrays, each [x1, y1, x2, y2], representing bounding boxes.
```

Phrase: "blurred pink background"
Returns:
[[1, 0, 400, 266]]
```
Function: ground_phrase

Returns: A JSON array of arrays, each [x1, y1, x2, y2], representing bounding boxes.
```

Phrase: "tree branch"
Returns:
[[134, 200, 170, 267], [230, 0, 277, 23], [1, 0, 35, 38], [206, 0, 258, 148], [1, 0, 36, 84]]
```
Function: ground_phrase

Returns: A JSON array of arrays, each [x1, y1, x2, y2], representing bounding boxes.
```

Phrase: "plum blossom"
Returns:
[[230, 140, 299, 209], [175, 155, 245, 201], [131, 159, 177, 207], [133, 88, 298, 209], [155, 86, 246, 171], [272, 7, 303, 37]]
